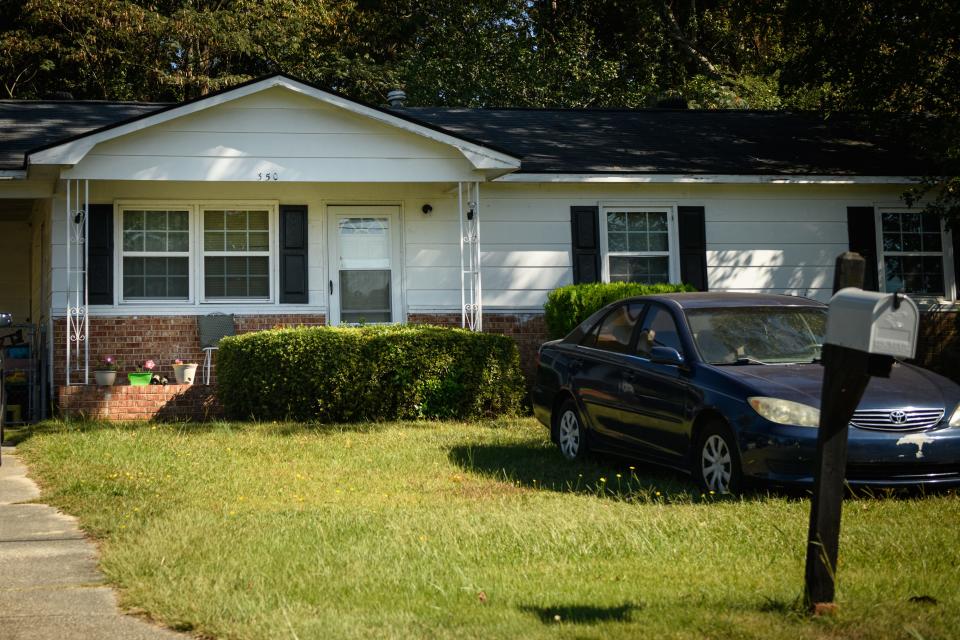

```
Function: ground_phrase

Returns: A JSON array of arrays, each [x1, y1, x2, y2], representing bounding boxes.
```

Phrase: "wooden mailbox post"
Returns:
[[804, 252, 919, 608]]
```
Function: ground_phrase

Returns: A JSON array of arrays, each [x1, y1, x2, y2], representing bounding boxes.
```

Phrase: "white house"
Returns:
[[0, 74, 955, 419]]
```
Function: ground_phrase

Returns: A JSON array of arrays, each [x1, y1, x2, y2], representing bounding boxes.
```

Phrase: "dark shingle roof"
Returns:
[[0, 101, 165, 169], [396, 107, 929, 176], [0, 96, 930, 176]]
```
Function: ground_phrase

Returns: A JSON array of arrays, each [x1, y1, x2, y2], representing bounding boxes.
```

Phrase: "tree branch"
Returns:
[[659, 1, 721, 78]]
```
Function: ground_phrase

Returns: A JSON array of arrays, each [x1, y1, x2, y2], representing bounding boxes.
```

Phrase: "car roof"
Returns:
[[626, 292, 827, 309]]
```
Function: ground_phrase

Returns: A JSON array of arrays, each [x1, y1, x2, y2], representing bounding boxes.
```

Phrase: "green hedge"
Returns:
[[216, 325, 525, 422], [544, 282, 696, 338]]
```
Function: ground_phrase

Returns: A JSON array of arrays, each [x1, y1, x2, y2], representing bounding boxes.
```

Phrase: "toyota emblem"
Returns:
[[889, 410, 908, 424]]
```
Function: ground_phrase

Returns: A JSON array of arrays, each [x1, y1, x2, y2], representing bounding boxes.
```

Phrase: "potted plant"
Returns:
[[172, 358, 199, 385], [127, 359, 155, 386], [94, 356, 120, 386]]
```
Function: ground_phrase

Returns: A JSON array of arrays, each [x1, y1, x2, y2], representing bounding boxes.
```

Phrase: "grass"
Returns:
[[13, 418, 960, 640]]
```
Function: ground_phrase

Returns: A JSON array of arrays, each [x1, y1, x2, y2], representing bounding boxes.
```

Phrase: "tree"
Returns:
[[781, 0, 960, 228]]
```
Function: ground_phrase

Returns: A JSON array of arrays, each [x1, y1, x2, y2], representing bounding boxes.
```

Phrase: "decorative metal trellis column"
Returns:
[[458, 181, 482, 332], [65, 178, 90, 385]]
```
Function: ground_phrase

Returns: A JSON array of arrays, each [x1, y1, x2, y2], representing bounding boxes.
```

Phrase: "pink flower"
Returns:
[[174, 358, 183, 365], [105, 356, 114, 364], [144, 359, 156, 371]]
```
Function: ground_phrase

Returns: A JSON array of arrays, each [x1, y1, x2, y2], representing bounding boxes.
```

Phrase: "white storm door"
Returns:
[[328, 206, 402, 325]]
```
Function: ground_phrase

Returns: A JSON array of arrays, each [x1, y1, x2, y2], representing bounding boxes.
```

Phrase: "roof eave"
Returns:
[[494, 172, 921, 185]]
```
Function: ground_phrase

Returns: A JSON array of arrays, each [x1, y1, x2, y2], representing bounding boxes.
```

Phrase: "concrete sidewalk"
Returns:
[[0, 447, 185, 639]]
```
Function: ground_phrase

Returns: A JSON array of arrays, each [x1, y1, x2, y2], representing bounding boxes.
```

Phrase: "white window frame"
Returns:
[[874, 208, 956, 302], [114, 200, 279, 306], [199, 204, 277, 304], [599, 204, 680, 284], [116, 203, 196, 304]]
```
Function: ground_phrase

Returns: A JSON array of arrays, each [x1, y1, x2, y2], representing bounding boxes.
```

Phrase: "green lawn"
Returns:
[[14, 418, 960, 640]]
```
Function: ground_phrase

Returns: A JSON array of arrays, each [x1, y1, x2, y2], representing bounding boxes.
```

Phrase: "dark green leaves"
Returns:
[[216, 324, 525, 422]]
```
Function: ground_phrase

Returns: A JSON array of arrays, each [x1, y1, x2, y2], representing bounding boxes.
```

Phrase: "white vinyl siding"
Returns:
[[66, 87, 482, 183]]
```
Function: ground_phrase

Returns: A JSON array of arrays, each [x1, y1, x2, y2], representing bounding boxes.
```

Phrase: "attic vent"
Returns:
[[386, 89, 407, 108]]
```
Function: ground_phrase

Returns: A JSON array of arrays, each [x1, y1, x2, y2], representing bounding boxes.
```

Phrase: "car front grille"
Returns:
[[850, 408, 944, 432]]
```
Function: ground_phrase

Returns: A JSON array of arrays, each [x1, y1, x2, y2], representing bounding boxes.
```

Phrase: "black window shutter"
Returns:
[[846, 206, 879, 291], [87, 204, 113, 305], [570, 206, 600, 284], [677, 206, 708, 291], [279, 205, 309, 303]]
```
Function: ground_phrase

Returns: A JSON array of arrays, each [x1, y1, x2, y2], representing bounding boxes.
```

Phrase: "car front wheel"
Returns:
[[554, 399, 588, 461], [694, 422, 743, 494]]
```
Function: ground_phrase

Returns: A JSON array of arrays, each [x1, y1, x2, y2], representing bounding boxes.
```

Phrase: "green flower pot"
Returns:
[[127, 372, 153, 386]]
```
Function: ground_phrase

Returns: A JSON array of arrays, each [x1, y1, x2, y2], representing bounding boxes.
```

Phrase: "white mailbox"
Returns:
[[824, 288, 919, 358]]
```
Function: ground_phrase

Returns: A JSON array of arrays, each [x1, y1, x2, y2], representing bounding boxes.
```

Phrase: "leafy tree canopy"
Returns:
[[1, 1, 957, 221]]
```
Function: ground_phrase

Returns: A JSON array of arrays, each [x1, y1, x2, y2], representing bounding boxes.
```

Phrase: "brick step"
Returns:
[[58, 384, 222, 421]]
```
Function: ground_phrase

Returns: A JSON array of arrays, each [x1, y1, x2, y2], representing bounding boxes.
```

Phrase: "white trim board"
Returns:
[[28, 75, 521, 174], [495, 173, 920, 185]]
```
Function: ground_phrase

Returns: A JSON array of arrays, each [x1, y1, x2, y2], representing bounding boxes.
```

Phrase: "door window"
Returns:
[[636, 305, 683, 357], [588, 303, 644, 354], [338, 217, 392, 323]]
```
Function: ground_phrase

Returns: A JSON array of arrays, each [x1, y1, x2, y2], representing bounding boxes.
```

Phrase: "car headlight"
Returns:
[[748, 397, 821, 427], [950, 403, 960, 427]]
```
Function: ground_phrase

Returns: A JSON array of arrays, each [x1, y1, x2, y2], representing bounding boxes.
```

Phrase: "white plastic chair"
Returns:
[[197, 313, 235, 385]]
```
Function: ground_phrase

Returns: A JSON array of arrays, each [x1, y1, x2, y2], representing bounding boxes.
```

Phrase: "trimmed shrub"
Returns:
[[216, 325, 525, 422], [544, 282, 696, 339]]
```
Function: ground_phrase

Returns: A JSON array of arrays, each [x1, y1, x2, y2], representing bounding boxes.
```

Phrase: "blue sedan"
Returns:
[[532, 292, 960, 493]]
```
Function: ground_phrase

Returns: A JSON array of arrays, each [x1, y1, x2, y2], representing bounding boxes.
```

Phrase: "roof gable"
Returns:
[[28, 75, 520, 177]]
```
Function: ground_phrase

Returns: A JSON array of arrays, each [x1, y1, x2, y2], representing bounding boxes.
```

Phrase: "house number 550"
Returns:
[[258, 171, 280, 181]]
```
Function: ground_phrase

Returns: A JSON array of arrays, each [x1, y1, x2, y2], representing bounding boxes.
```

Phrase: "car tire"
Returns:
[[693, 421, 743, 495], [553, 399, 588, 461]]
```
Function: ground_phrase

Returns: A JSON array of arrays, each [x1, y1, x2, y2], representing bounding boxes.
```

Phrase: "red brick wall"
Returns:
[[408, 312, 548, 380], [58, 384, 222, 421], [914, 310, 959, 383], [54, 314, 326, 387]]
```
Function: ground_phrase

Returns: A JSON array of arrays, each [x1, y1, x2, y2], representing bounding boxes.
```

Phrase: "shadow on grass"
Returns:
[[447, 441, 954, 503], [520, 602, 641, 624], [447, 440, 737, 502], [2, 417, 448, 446]]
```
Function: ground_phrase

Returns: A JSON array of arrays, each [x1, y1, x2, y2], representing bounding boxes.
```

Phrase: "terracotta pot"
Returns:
[[173, 363, 198, 385], [94, 370, 116, 386]]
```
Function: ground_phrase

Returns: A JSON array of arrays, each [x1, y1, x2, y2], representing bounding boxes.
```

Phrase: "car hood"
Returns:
[[711, 362, 958, 411]]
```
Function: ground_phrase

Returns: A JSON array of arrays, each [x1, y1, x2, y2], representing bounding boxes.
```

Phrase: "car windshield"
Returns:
[[685, 306, 827, 365]]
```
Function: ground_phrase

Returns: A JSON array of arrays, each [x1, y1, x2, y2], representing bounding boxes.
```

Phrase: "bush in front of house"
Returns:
[[216, 325, 525, 422], [544, 282, 697, 339]]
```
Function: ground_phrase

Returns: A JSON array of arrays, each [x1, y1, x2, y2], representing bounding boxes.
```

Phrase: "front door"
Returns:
[[328, 206, 402, 325]]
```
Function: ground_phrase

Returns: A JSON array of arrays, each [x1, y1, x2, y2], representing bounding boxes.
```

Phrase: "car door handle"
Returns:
[[569, 358, 584, 371], [624, 371, 638, 382]]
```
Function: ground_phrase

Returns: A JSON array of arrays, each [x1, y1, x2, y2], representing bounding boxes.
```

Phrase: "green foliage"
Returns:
[[544, 282, 695, 339], [216, 325, 525, 422]]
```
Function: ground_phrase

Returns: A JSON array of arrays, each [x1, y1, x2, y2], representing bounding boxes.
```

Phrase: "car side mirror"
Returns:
[[0, 313, 11, 328], [650, 346, 685, 367]]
